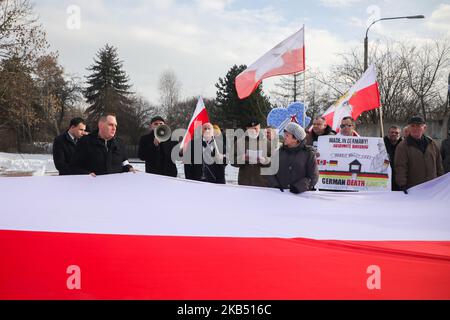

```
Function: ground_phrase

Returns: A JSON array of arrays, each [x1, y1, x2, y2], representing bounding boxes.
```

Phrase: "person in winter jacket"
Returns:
[[269, 122, 318, 194]]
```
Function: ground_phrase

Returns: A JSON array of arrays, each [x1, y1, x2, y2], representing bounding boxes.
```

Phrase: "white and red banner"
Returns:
[[323, 64, 381, 131], [235, 27, 305, 99], [316, 136, 392, 191], [180, 96, 209, 151], [1, 173, 449, 299]]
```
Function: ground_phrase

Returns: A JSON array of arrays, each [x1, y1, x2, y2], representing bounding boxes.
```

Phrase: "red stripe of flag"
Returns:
[[1, 230, 449, 300]]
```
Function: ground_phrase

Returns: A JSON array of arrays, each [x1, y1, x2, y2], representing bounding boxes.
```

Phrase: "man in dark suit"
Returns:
[[70, 113, 135, 176], [52, 117, 87, 175], [138, 116, 178, 177]]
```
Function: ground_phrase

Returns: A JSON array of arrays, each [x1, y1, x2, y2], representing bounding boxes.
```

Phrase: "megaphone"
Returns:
[[155, 124, 171, 142]]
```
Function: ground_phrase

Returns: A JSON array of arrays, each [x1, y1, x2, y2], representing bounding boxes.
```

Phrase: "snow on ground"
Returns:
[[0, 152, 54, 176], [0, 152, 239, 183]]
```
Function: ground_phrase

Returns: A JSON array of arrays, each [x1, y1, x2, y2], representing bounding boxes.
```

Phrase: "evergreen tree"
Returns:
[[84, 44, 132, 126], [214, 64, 272, 129]]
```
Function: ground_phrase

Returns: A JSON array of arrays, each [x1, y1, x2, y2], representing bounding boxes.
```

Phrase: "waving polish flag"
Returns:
[[1, 173, 450, 299], [323, 64, 381, 131], [235, 27, 305, 99], [180, 96, 209, 150]]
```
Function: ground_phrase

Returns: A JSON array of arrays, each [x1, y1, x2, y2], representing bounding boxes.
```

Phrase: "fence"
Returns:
[[357, 119, 449, 146]]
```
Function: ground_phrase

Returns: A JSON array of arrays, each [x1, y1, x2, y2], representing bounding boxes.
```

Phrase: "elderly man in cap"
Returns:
[[269, 122, 319, 194], [138, 116, 178, 177], [395, 116, 443, 191]]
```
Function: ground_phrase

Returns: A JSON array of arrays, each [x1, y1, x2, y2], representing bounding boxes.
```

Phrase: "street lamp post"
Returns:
[[364, 15, 425, 71], [363, 15, 424, 138]]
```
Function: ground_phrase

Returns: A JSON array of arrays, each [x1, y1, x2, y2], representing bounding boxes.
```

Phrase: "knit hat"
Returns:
[[408, 116, 425, 125], [244, 119, 260, 128], [284, 122, 306, 141], [150, 116, 165, 124]]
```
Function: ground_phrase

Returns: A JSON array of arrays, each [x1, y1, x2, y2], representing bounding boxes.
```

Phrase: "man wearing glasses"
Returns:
[[395, 116, 443, 191], [183, 122, 226, 184], [337, 116, 359, 136]]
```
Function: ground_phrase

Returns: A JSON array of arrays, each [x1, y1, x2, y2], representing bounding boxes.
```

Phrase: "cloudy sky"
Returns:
[[34, 0, 450, 104]]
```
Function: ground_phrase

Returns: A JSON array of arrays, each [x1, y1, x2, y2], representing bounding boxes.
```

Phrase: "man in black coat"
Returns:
[[138, 116, 178, 177], [383, 125, 402, 190], [305, 116, 336, 146], [52, 117, 87, 175], [70, 114, 135, 176]]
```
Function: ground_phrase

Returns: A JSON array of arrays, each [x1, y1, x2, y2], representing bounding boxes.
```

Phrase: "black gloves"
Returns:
[[290, 185, 300, 194]]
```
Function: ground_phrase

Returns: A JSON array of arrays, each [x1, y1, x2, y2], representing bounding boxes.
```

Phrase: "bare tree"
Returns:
[[325, 45, 411, 124], [0, 56, 38, 149], [310, 38, 450, 124], [165, 96, 215, 130], [0, 0, 48, 63], [158, 69, 181, 117], [270, 72, 302, 107], [34, 53, 65, 136], [304, 74, 336, 121], [57, 74, 84, 131], [126, 94, 156, 144], [271, 69, 336, 122], [0, 0, 51, 150], [402, 39, 450, 121]]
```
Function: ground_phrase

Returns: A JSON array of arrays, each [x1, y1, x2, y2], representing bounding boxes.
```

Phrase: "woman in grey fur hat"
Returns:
[[268, 122, 319, 194]]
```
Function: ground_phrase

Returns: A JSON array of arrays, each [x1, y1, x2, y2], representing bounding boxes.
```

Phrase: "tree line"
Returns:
[[1, 0, 449, 153]]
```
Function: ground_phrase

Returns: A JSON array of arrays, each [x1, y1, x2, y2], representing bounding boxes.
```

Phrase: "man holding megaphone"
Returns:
[[138, 116, 178, 177]]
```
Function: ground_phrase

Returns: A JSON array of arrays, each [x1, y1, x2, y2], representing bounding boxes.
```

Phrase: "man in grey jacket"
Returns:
[[269, 122, 319, 194]]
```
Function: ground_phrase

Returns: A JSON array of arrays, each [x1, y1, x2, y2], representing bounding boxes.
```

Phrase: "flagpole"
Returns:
[[379, 104, 385, 137], [377, 66, 384, 137], [302, 24, 306, 128]]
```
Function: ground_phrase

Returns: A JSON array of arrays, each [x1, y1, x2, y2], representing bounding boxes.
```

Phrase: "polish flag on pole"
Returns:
[[323, 64, 381, 131], [180, 96, 209, 150], [235, 27, 305, 99]]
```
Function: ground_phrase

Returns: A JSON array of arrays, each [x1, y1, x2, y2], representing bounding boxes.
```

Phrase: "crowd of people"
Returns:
[[52, 112, 449, 194]]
